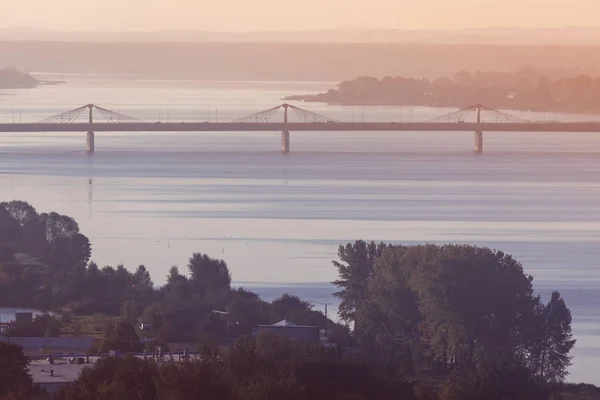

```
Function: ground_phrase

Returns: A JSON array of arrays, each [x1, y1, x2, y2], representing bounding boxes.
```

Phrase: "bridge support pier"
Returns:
[[474, 131, 483, 154], [87, 131, 95, 153], [281, 131, 290, 154]]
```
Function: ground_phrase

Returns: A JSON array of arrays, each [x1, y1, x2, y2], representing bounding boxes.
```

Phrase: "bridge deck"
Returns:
[[2, 122, 600, 133]]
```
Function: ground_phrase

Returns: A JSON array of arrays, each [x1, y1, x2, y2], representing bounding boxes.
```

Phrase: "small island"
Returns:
[[0, 67, 64, 89], [285, 66, 600, 113]]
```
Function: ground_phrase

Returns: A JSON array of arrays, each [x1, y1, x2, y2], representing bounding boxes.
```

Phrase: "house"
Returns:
[[252, 320, 320, 344]]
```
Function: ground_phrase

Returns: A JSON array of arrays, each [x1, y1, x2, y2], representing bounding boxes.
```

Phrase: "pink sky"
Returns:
[[2, 0, 599, 31]]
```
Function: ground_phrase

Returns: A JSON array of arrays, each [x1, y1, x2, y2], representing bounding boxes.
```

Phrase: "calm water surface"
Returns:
[[1, 75, 599, 383]]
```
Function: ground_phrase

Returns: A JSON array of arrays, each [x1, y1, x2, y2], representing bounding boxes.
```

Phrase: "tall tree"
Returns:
[[187, 253, 231, 297], [0, 205, 19, 242], [227, 288, 268, 333], [43, 212, 79, 242], [527, 291, 576, 382], [100, 322, 141, 353], [357, 245, 421, 368], [0, 343, 35, 398], [332, 241, 387, 330], [410, 245, 536, 368], [1, 200, 38, 227]]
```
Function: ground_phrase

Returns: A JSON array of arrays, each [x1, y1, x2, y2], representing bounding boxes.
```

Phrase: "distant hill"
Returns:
[[3, 27, 600, 45], [3, 41, 600, 82], [0, 67, 64, 89]]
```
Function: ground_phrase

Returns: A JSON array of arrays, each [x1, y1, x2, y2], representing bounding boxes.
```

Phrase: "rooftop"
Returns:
[[29, 359, 89, 384]]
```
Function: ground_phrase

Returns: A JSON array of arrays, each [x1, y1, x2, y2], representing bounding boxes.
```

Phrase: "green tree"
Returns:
[[15, 217, 48, 257], [527, 291, 576, 382], [0, 205, 19, 243], [154, 360, 231, 400], [187, 253, 231, 297], [100, 322, 141, 353], [355, 245, 420, 369], [409, 245, 536, 368], [332, 241, 387, 332], [43, 212, 79, 243], [226, 288, 269, 333], [0, 343, 35, 398], [55, 356, 158, 400], [0, 243, 15, 263], [439, 358, 548, 400], [1, 200, 38, 227]]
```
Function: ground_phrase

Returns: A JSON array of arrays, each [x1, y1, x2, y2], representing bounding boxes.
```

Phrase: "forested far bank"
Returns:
[[285, 66, 600, 113]]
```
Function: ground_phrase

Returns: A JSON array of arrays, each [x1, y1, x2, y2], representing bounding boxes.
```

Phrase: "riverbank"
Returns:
[[0, 67, 65, 89], [284, 69, 600, 114]]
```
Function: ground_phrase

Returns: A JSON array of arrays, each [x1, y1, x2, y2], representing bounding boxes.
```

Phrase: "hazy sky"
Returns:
[[2, 0, 599, 31]]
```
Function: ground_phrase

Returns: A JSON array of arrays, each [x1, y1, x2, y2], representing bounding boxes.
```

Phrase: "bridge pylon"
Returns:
[[233, 103, 337, 153], [475, 105, 482, 154], [34, 104, 145, 154], [87, 104, 95, 153], [282, 104, 289, 154]]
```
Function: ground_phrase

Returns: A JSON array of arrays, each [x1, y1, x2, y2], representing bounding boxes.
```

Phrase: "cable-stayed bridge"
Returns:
[[1, 103, 599, 153]]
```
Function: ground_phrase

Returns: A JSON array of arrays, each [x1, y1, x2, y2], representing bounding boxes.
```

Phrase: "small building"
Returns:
[[29, 359, 88, 399], [252, 320, 320, 344]]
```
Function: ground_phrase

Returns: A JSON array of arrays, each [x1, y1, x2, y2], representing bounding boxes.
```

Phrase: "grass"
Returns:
[[60, 314, 119, 340]]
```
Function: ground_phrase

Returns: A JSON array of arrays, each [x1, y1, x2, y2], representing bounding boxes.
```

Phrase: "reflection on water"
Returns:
[[0, 76, 599, 383]]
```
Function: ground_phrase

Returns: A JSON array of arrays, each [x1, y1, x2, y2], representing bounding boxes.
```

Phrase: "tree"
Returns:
[[1, 200, 38, 227], [44, 212, 79, 242], [356, 245, 421, 368], [0, 343, 35, 398], [69, 233, 92, 265], [409, 245, 536, 368], [187, 253, 231, 297], [14, 217, 48, 257], [226, 288, 269, 333], [332, 241, 387, 331], [0, 205, 18, 242], [527, 291, 576, 382], [0, 243, 15, 263], [439, 358, 548, 400], [100, 322, 141, 353], [56, 356, 158, 400], [7, 314, 61, 337]]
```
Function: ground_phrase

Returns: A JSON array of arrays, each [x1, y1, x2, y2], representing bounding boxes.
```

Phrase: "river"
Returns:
[[0, 74, 599, 384]]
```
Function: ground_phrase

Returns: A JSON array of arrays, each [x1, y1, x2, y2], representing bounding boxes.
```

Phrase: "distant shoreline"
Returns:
[[0, 67, 66, 89], [285, 70, 600, 115]]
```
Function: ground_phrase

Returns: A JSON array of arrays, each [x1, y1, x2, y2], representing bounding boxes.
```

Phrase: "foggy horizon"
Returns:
[[4, 0, 600, 32]]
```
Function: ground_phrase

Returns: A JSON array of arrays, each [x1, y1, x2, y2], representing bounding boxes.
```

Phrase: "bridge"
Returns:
[[1, 103, 599, 154]]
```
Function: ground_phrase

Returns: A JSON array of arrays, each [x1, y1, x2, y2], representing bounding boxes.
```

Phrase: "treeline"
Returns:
[[0, 201, 349, 346], [0, 201, 587, 399], [0, 335, 559, 400], [4, 333, 595, 400], [286, 66, 600, 113], [332, 242, 576, 383]]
